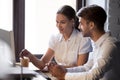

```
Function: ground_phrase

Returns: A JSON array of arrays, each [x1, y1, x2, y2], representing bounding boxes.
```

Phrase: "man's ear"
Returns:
[[89, 21, 95, 30]]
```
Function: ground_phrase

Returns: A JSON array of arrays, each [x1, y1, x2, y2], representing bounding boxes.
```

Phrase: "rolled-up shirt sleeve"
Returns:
[[65, 59, 93, 80], [65, 58, 110, 80]]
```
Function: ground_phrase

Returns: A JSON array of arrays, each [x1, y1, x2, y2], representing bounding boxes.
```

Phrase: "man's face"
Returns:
[[78, 17, 91, 37]]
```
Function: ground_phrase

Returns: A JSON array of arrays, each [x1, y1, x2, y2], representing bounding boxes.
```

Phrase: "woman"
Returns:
[[19, 5, 92, 70]]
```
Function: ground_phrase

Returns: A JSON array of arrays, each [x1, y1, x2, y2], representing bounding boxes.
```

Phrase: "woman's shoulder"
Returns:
[[74, 29, 83, 38], [49, 33, 62, 41]]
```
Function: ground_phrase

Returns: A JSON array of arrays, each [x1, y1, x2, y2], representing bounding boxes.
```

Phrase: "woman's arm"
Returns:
[[63, 53, 89, 68], [19, 48, 54, 70], [77, 53, 89, 66]]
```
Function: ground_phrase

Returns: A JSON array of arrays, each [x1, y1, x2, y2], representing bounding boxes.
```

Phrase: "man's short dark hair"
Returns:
[[77, 5, 107, 31]]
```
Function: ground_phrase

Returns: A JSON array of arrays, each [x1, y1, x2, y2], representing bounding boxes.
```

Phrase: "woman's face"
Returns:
[[56, 14, 73, 34]]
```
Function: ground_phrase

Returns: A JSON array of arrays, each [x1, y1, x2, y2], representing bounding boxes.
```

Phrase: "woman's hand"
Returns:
[[19, 49, 32, 59]]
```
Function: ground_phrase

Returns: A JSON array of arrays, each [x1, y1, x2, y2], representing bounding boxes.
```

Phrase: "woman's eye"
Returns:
[[61, 22, 65, 24]]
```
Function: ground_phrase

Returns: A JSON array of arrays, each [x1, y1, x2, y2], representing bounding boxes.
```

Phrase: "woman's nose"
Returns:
[[57, 23, 62, 28]]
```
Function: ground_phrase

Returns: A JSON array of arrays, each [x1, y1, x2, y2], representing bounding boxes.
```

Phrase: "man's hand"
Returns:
[[48, 62, 67, 80]]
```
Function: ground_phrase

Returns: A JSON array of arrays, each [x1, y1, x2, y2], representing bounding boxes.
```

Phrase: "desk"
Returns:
[[28, 63, 56, 80], [7, 66, 47, 80], [28, 62, 58, 80], [10, 62, 56, 80]]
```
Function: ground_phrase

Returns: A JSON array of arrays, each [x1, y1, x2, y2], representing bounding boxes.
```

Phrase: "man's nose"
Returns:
[[78, 24, 81, 30]]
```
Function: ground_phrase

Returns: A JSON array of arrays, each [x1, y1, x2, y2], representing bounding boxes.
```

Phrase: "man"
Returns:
[[48, 5, 120, 80]]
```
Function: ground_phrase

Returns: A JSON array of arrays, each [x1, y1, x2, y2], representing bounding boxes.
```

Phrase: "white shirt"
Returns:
[[49, 29, 92, 66], [65, 32, 120, 80]]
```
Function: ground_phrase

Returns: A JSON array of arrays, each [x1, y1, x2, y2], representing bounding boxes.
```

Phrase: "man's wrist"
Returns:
[[59, 68, 67, 80], [63, 69, 67, 79]]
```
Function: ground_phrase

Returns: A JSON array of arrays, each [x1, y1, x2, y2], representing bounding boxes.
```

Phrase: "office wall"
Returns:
[[108, 0, 120, 41]]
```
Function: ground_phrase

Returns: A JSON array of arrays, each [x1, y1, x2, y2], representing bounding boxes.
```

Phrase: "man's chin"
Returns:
[[82, 34, 88, 37], [82, 33, 85, 37]]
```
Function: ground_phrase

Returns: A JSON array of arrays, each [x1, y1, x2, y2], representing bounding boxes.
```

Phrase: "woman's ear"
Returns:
[[71, 19, 75, 26], [71, 19, 74, 23]]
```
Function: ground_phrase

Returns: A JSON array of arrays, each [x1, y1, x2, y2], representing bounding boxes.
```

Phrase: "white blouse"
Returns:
[[49, 29, 92, 66]]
